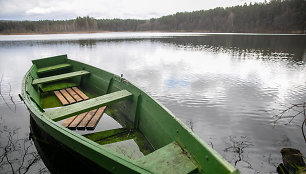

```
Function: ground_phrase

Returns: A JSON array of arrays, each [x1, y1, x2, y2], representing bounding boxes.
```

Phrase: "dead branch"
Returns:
[[0, 119, 43, 174], [273, 102, 306, 143], [0, 74, 16, 113], [224, 136, 253, 168], [5, 155, 15, 174], [7, 82, 16, 112]]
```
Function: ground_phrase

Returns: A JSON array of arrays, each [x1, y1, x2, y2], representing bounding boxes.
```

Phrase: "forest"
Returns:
[[0, 0, 305, 34]]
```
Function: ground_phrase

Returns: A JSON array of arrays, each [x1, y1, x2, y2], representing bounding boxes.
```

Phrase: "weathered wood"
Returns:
[[60, 89, 76, 104], [77, 109, 98, 130], [72, 87, 89, 100], [62, 115, 77, 127], [32, 70, 90, 85], [66, 88, 83, 102], [37, 63, 71, 74], [277, 148, 306, 174], [45, 90, 132, 121], [54, 91, 69, 105], [68, 112, 88, 130], [86, 106, 107, 130]]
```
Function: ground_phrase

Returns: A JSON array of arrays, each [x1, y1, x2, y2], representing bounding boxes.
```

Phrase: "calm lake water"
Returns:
[[0, 32, 305, 173]]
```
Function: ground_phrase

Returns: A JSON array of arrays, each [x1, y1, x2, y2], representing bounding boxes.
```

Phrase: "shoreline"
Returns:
[[0, 30, 305, 35], [0, 31, 110, 35]]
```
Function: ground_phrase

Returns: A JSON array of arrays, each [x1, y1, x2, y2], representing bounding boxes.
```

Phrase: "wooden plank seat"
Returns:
[[48, 89, 131, 126], [32, 70, 90, 85], [37, 63, 72, 75]]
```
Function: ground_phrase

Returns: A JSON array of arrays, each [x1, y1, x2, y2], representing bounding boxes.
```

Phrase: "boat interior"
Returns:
[[31, 55, 155, 158], [26, 55, 200, 173]]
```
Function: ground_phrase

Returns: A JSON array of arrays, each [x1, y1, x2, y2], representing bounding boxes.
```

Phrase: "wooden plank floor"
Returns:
[[77, 109, 98, 130], [72, 87, 89, 100], [53, 87, 106, 130], [87, 106, 107, 130], [68, 112, 88, 130], [54, 91, 69, 106], [62, 115, 77, 127], [60, 89, 76, 104], [66, 88, 83, 102]]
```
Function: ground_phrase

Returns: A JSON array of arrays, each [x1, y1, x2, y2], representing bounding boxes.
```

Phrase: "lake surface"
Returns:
[[0, 32, 305, 173]]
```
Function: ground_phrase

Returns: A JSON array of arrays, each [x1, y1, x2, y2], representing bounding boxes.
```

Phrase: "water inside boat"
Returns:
[[25, 55, 238, 173], [41, 86, 155, 160]]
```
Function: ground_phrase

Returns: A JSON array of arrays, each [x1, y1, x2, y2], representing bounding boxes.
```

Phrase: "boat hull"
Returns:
[[21, 55, 239, 174], [29, 114, 110, 174]]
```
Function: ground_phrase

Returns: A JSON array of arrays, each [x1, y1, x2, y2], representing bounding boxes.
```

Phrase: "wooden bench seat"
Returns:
[[32, 70, 90, 85], [37, 63, 71, 75], [46, 90, 132, 121], [40, 81, 78, 92]]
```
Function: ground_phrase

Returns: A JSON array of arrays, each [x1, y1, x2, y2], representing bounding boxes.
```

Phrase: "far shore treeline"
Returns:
[[0, 0, 305, 34]]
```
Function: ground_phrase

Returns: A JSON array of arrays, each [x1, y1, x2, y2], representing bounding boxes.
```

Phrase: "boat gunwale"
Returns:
[[21, 66, 152, 174], [22, 57, 239, 174]]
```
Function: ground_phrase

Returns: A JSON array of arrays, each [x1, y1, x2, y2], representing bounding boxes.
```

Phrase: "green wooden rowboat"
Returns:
[[20, 54, 239, 174]]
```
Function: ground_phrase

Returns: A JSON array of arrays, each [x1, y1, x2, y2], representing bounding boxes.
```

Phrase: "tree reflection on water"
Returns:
[[224, 136, 254, 167], [0, 116, 48, 174]]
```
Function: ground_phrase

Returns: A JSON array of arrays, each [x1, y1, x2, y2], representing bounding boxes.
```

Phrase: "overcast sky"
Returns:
[[0, 0, 266, 21]]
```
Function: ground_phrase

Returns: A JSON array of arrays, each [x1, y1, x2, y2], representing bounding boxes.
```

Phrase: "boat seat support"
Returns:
[[133, 94, 141, 129], [45, 90, 132, 121], [32, 70, 90, 85]]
